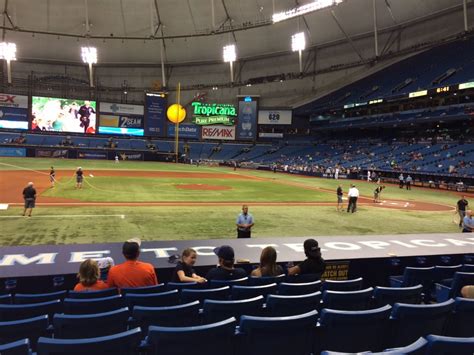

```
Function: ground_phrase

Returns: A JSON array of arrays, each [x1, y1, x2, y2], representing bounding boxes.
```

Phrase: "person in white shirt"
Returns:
[[334, 167, 339, 180], [347, 184, 359, 213]]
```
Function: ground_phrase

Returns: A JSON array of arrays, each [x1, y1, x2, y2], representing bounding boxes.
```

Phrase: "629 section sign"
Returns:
[[201, 125, 236, 140]]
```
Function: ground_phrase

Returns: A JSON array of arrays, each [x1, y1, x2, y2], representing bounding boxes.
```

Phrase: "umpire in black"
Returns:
[[22, 182, 37, 217]]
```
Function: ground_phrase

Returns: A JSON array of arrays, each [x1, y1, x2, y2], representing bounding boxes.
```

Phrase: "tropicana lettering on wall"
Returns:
[[191, 102, 237, 126]]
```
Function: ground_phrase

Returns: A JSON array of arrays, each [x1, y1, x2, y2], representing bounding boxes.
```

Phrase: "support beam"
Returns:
[[463, 0, 468, 32], [331, 10, 364, 61], [84, 0, 90, 35], [373, 0, 379, 57]]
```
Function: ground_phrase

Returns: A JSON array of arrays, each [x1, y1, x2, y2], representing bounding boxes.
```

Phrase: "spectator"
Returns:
[[107, 238, 158, 289], [251, 246, 284, 277], [206, 245, 247, 281], [461, 285, 474, 298], [171, 248, 207, 283], [456, 195, 469, 228], [462, 210, 474, 233], [288, 239, 326, 276], [74, 259, 109, 292]]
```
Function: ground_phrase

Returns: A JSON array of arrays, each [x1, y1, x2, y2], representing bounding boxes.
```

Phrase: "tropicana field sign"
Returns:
[[191, 102, 237, 126]]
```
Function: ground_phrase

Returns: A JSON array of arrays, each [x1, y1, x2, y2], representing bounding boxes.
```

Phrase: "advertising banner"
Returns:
[[0, 94, 29, 130], [167, 124, 200, 139], [35, 149, 69, 158], [77, 151, 107, 160], [99, 102, 145, 136], [236, 96, 258, 140], [191, 102, 237, 126], [117, 152, 144, 161], [0, 147, 26, 157], [258, 109, 292, 125], [145, 93, 167, 136], [99, 102, 144, 116], [0, 93, 28, 109], [201, 125, 236, 140]]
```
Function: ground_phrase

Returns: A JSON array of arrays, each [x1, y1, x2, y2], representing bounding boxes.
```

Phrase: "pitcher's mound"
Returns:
[[176, 184, 232, 191]]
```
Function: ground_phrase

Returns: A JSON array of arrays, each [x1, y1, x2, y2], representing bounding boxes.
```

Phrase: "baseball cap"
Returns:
[[214, 245, 235, 260], [127, 237, 142, 246], [304, 239, 321, 258]]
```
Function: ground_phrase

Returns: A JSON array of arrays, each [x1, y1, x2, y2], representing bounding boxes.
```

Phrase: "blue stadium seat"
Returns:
[[322, 288, 373, 311], [318, 305, 392, 353], [166, 282, 199, 291], [202, 296, 264, 323], [433, 264, 463, 283], [237, 310, 318, 355], [320, 352, 370, 355], [444, 297, 474, 337], [67, 288, 118, 299], [321, 278, 363, 292], [0, 338, 31, 355], [388, 299, 455, 348], [248, 274, 285, 286], [266, 291, 321, 316], [285, 274, 322, 283], [425, 334, 474, 355], [209, 277, 248, 288], [278, 280, 322, 295], [131, 301, 201, 332], [373, 285, 423, 306], [181, 286, 230, 304], [63, 295, 124, 315], [36, 327, 142, 355], [0, 294, 12, 304], [461, 264, 474, 272], [0, 300, 62, 321], [53, 308, 129, 338], [13, 290, 67, 304], [145, 317, 236, 355], [125, 290, 179, 309], [435, 272, 474, 302], [121, 283, 166, 295], [0, 315, 48, 350], [231, 283, 277, 300], [389, 267, 434, 295], [370, 337, 428, 354]]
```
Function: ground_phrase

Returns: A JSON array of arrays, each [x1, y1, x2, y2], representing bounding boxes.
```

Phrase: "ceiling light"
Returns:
[[273, 0, 343, 23]]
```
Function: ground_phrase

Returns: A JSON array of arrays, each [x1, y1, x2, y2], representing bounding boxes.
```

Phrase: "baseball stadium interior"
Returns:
[[1, 0, 474, 354]]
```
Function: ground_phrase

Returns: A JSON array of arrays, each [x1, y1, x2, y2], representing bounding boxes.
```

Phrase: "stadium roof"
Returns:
[[1, 0, 469, 65]]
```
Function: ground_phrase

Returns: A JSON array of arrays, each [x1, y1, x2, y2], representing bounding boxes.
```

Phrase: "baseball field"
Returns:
[[0, 157, 464, 247]]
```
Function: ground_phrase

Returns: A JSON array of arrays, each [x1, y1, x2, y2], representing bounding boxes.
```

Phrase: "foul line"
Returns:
[[0, 214, 126, 219]]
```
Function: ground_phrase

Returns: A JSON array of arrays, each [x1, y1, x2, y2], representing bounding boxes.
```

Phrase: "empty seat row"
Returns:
[[2, 296, 473, 353], [2, 302, 474, 355]]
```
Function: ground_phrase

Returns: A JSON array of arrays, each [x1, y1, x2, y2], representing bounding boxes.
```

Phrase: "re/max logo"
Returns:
[[202, 128, 234, 137], [0, 95, 16, 103]]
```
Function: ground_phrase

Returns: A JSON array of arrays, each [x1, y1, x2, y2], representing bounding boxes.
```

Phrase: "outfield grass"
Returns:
[[0, 157, 462, 246]]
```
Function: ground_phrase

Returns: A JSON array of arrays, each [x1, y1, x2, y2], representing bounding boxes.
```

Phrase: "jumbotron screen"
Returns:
[[31, 96, 97, 134]]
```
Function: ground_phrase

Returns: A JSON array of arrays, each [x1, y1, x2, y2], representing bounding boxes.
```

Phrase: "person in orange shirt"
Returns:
[[107, 238, 158, 289], [74, 259, 109, 292]]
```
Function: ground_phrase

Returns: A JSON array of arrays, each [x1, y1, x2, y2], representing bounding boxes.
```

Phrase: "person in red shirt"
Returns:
[[74, 259, 109, 292], [107, 238, 158, 289]]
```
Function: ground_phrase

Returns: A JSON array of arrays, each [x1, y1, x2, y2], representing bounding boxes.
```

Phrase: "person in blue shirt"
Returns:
[[236, 204, 254, 238], [462, 210, 474, 233]]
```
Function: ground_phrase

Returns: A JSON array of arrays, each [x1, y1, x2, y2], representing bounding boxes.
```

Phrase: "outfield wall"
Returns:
[[1, 233, 472, 293]]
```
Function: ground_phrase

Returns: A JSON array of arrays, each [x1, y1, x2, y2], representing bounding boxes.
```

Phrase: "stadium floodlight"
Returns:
[[273, 0, 343, 23], [291, 32, 306, 52], [0, 42, 17, 84], [223, 44, 236, 83], [81, 46, 97, 87], [292, 32, 306, 73], [81, 46, 97, 64]]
